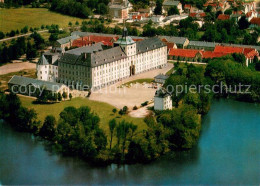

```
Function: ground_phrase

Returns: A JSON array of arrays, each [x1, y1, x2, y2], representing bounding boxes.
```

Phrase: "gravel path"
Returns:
[[0, 62, 36, 75], [90, 63, 173, 117]]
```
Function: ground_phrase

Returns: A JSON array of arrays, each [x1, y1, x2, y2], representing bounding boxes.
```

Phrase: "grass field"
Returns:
[[0, 69, 36, 90], [0, 8, 85, 33], [20, 96, 147, 135]]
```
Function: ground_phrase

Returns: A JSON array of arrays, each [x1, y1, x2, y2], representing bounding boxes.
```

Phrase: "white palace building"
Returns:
[[37, 28, 168, 90]]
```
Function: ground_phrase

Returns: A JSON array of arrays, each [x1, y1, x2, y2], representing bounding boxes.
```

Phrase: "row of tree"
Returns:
[[49, 0, 109, 18], [0, 32, 46, 64]]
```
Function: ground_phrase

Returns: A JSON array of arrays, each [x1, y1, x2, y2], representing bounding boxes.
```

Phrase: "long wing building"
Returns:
[[57, 28, 167, 90]]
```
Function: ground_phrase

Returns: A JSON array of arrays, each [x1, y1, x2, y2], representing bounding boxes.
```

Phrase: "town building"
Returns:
[[108, 0, 131, 19], [246, 10, 257, 21], [250, 17, 260, 28], [54, 35, 79, 50], [217, 14, 230, 20], [214, 45, 259, 66], [159, 36, 189, 48], [184, 4, 192, 13], [154, 88, 172, 111], [162, 0, 183, 14], [168, 48, 203, 62], [58, 28, 167, 90], [8, 75, 68, 97], [187, 41, 219, 51]]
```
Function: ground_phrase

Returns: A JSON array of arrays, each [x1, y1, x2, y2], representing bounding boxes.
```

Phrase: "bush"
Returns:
[[133, 106, 138, 110], [0, 31, 5, 39], [141, 101, 149, 107], [112, 108, 117, 114]]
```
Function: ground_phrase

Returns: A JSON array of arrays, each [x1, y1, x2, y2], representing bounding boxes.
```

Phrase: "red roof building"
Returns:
[[168, 48, 202, 60], [189, 12, 206, 18], [217, 14, 230, 20], [250, 17, 260, 26], [201, 51, 227, 59], [214, 45, 244, 53], [214, 45, 259, 65], [184, 4, 191, 9], [72, 35, 119, 47]]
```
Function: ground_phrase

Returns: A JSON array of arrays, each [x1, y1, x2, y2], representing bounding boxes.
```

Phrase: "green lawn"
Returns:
[[166, 67, 175, 76], [20, 96, 147, 135], [121, 78, 154, 86], [0, 8, 86, 33]]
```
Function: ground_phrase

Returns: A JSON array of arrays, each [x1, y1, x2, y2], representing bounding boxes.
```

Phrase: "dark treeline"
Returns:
[[142, 17, 260, 45], [205, 56, 260, 102], [2, 0, 49, 8], [50, 0, 109, 18], [0, 32, 45, 65], [81, 19, 140, 36]]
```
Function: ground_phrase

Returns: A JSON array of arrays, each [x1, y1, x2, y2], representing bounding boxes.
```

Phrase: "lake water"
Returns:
[[0, 99, 259, 185]]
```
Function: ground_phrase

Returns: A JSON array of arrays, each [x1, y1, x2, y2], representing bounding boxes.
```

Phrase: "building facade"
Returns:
[[154, 88, 172, 111], [36, 51, 60, 82], [58, 28, 168, 90]]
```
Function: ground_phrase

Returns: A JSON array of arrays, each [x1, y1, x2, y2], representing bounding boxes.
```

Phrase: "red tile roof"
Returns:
[[214, 45, 259, 59], [189, 12, 206, 18], [184, 4, 191, 9], [217, 14, 230, 20], [214, 45, 244, 53], [250, 17, 260, 26], [169, 48, 201, 58], [72, 35, 119, 47], [232, 10, 243, 15], [246, 11, 252, 17], [201, 51, 227, 59]]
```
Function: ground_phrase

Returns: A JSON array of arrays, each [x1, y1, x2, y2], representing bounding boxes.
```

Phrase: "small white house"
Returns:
[[154, 88, 172, 111], [150, 15, 165, 23], [154, 74, 169, 84]]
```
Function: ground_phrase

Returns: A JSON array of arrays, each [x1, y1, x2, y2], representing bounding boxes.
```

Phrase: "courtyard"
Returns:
[[89, 63, 173, 117]]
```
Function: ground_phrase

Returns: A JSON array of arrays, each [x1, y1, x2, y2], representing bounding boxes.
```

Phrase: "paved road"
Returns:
[[0, 30, 49, 42]]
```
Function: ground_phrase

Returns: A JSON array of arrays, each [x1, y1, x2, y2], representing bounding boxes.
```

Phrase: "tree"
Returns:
[[119, 109, 124, 116], [68, 22, 72, 27], [69, 93, 72, 100], [0, 31, 4, 39], [39, 115, 57, 140], [112, 108, 117, 114], [129, 123, 137, 140], [21, 26, 28, 34], [62, 92, 68, 100], [58, 92, 62, 101], [122, 106, 128, 114], [9, 30, 16, 37], [109, 119, 117, 149], [238, 16, 250, 30], [154, 0, 162, 15], [75, 21, 79, 25], [30, 32, 45, 49], [26, 41, 37, 59], [168, 6, 179, 16], [232, 53, 246, 65], [49, 33, 58, 43]]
